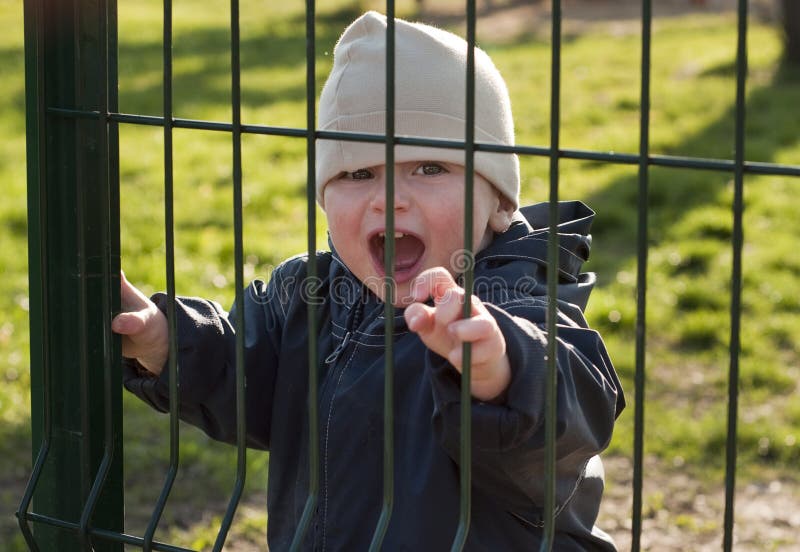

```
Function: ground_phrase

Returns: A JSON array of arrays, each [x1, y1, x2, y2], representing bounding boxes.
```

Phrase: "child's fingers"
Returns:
[[112, 272, 170, 374], [120, 271, 152, 312], [433, 285, 465, 329], [447, 332, 505, 368], [411, 267, 468, 329], [408, 268, 508, 384], [405, 299, 460, 361], [116, 271, 163, 337], [404, 302, 435, 335], [411, 267, 458, 303], [447, 316, 497, 343]]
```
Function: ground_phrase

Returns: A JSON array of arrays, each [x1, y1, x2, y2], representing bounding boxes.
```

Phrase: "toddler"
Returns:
[[114, 11, 624, 551]]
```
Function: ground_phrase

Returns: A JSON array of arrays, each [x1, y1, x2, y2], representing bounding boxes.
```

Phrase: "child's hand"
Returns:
[[111, 272, 169, 376], [404, 267, 511, 402]]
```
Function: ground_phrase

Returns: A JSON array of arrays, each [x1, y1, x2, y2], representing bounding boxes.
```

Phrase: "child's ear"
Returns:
[[489, 196, 515, 233]]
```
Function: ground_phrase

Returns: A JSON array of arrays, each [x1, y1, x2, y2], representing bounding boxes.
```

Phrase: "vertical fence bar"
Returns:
[[368, 3, 397, 549], [540, 0, 561, 550], [76, 25, 94, 537], [289, 2, 319, 548], [723, 0, 747, 549], [449, 0, 476, 550], [18, 0, 52, 548], [79, 0, 124, 547], [19, 0, 124, 549], [74, 0, 125, 545], [213, 0, 248, 548], [631, 1, 652, 550], [143, 0, 179, 548]]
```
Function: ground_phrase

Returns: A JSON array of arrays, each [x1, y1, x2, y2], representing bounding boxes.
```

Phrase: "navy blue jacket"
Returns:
[[124, 201, 625, 551]]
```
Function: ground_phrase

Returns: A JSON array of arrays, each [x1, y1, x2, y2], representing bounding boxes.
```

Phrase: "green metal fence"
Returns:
[[17, 0, 800, 551]]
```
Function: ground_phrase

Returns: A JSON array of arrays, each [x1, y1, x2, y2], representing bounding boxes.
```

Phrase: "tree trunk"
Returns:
[[782, 0, 800, 64]]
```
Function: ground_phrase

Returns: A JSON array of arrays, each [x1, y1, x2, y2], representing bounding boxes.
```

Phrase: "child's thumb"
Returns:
[[111, 311, 146, 335]]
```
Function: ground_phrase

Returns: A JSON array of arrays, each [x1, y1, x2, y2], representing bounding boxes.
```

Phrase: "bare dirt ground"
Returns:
[[601, 455, 800, 551], [217, 454, 800, 552]]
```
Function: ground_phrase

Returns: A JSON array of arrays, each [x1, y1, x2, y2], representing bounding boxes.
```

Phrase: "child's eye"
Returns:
[[414, 163, 448, 176], [347, 168, 374, 180]]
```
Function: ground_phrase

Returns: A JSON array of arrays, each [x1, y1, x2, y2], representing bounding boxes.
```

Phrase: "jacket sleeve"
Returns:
[[426, 295, 625, 521], [122, 278, 286, 450]]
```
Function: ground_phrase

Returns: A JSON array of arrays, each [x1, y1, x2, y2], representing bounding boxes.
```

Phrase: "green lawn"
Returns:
[[2, 0, 799, 549]]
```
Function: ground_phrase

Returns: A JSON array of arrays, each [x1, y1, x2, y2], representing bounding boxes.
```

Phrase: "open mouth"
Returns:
[[369, 230, 426, 282]]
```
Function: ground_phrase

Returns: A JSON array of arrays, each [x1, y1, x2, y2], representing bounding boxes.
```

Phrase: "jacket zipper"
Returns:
[[323, 295, 365, 365], [318, 298, 365, 551], [324, 330, 352, 364]]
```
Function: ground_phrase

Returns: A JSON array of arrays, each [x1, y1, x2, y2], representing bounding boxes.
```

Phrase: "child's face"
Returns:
[[323, 161, 512, 307]]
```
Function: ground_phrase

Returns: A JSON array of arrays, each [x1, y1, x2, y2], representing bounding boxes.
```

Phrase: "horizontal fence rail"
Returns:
[[18, 0, 798, 550], [39, 108, 800, 176]]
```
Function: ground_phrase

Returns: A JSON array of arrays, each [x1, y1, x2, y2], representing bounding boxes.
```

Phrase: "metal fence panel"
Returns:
[[17, 0, 800, 550]]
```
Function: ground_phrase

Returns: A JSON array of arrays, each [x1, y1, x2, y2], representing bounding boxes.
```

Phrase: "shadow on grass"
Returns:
[[579, 59, 800, 281], [112, 9, 363, 117]]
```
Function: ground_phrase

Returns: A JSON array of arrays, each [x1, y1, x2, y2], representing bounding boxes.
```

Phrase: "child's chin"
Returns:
[[393, 289, 418, 308], [373, 283, 416, 308], [363, 279, 412, 307], [385, 285, 416, 308]]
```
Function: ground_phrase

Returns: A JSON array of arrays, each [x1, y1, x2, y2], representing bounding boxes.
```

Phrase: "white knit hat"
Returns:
[[316, 11, 520, 209]]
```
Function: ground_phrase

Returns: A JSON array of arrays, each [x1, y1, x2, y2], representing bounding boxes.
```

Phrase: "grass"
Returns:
[[2, 0, 799, 549]]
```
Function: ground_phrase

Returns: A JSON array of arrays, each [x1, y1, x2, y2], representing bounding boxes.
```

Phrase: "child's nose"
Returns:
[[369, 172, 411, 212]]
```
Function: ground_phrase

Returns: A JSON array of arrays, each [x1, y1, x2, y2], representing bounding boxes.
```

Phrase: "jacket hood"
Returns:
[[475, 200, 597, 312]]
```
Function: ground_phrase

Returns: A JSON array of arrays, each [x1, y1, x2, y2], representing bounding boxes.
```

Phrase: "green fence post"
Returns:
[[20, 0, 123, 550]]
